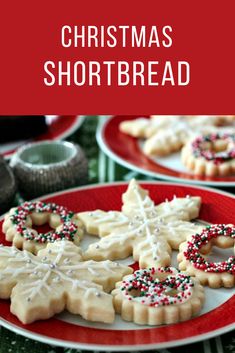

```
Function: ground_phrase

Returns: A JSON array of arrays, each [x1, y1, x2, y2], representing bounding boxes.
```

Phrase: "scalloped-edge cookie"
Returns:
[[112, 267, 205, 325], [2, 201, 84, 254], [181, 133, 235, 176], [177, 224, 235, 288]]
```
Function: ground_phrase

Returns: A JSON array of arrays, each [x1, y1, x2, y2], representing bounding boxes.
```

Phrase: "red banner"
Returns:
[[0, 1, 234, 114]]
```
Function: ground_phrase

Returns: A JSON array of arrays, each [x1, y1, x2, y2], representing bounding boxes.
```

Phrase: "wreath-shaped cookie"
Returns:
[[178, 224, 235, 288], [2, 201, 83, 253], [181, 133, 235, 176], [112, 267, 205, 325]]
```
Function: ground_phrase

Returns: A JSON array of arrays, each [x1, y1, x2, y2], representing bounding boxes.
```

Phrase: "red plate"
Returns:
[[0, 182, 234, 350], [97, 116, 235, 187], [1, 116, 84, 158]]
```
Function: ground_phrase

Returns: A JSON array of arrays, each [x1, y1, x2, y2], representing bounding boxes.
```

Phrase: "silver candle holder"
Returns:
[[10, 141, 88, 199]]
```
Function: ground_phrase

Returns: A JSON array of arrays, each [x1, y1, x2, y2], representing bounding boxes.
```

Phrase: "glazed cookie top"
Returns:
[[79, 179, 201, 268], [120, 267, 194, 307], [191, 133, 235, 165], [184, 224, 235, 274], [0, 240, 132, 325], [10, 201, 78, 243]]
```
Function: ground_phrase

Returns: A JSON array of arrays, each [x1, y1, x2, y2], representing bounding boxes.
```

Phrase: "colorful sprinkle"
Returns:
[[121, 267, 194, 307], [10, 201, 78, 243], [191, 133, 235, 165], [184, 224, 235, 274]]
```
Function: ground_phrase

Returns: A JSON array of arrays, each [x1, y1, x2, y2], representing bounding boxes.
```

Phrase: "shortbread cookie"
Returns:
[[119, 116, 235, 157], [182, 133, 235, 176], [78, 179, 202, 268], [2, 201, 84, 253], [120, 116, 176, 138], [112, 267, 205, 325], [0, 240, 132, 324], [178, 224, 235, 288]]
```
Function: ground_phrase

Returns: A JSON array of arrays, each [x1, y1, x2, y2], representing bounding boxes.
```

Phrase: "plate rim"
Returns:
[[0, 180, 234, 351], [49, 115, 85, 140], [97, 115, 235, 187], [0, 317, 234, 352], [2, 115, 85, 159]]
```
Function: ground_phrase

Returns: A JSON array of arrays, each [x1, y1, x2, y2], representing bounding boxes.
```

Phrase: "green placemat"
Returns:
[[0, 116, 234, 353]]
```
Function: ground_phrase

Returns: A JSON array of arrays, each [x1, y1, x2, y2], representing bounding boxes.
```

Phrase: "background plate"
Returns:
[[1, 116, 84, 158], [97, 116, 235, 187]]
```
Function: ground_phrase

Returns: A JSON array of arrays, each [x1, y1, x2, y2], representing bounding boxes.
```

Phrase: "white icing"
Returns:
[[0, 241, 127, 303], [85, 181, 199, 265], [132, 188, 161, 260], [92, 211, 128, 227], [148, 116, 229, 140]]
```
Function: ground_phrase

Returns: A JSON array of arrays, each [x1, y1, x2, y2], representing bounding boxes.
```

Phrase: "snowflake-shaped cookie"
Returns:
[[0, 240, 132, 324], [119, 116, 235, 156], [78, 179, 202, 268]]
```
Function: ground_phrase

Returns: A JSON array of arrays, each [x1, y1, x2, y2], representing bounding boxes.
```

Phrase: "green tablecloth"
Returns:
[[0, 116, 234, 353]]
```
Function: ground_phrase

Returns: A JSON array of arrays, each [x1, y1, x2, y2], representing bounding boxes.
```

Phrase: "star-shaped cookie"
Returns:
[[0, 240, 132, 324], [78, 179, 202, 268]]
